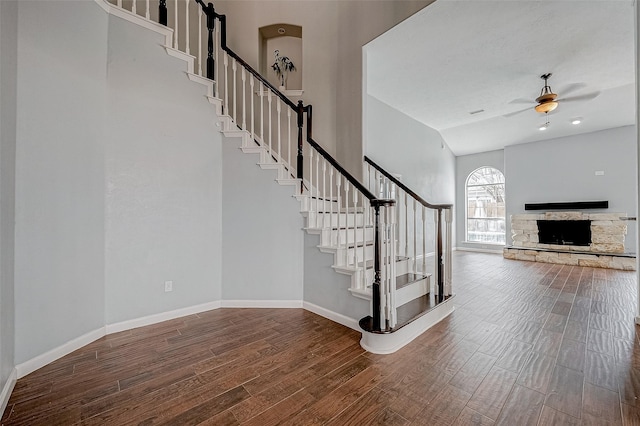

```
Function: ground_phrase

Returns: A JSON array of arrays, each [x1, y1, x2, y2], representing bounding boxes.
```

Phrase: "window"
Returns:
[[466, 167, 505, 244]]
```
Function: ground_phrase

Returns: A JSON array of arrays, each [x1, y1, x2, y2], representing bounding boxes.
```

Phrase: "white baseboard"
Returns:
[[0, 368, 17, 418], [454, 245, 504, 254], [221, 300, 303, 309], [16, 328, 105, 379], [105, 300, 222, 334], [302, 301, 360, 332]]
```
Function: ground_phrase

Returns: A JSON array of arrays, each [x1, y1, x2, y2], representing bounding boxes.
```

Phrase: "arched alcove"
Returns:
[[259, 23, 302, 91]]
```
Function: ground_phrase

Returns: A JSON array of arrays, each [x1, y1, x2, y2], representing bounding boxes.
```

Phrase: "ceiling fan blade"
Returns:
[[559, 83, 588, 97], [559, 91, 601, 103], [503, 107, 531, 118], [508, 98, 536, 105]]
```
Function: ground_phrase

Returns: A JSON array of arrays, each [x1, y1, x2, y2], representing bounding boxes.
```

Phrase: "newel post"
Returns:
[[297, 100, 305, 193], [195, 0, 216, 81], [372, 203, 382, 332], [159, 0, 167, 25]]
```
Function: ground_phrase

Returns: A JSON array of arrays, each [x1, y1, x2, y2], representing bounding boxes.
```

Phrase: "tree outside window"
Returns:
[[466, 167, 505, 244]]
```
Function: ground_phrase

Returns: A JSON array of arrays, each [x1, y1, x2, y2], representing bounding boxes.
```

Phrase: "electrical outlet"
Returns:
[[164, 280, 173, 292]]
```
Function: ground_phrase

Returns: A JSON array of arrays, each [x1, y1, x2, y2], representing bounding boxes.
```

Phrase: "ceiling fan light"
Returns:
[[571, 119, 582, 125], [535, 101, 558, 113]]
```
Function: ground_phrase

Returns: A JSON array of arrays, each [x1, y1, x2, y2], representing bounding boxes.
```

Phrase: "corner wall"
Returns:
[[14, 0, 109, 365], [0, 0, 18, 407]]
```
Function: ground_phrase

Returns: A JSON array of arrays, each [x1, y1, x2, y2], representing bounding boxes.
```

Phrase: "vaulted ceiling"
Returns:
[[365, 0, 636, 156]]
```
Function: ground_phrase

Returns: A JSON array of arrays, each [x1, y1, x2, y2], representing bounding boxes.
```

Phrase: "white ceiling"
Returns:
[[365, 0, 636, 156]]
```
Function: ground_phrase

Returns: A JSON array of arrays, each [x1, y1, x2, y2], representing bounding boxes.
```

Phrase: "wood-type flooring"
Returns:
[[3, 252, 640, 425]]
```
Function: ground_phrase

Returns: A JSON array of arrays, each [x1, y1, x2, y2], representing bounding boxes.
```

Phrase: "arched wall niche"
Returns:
[[259, 23, 302, 91]]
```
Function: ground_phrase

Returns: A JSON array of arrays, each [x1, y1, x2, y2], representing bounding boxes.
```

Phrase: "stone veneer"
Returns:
[[503, 211, 636, 271]]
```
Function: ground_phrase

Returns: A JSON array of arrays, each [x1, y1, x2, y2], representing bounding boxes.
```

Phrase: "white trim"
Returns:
[[0, 368, 17, 417], [105, 301, 222, 334], [302, 301, 360, 331], [455, 245, 504, 254], [221, 300, 303, 308], [94, 0, 173, 47], [16, 328, 105, 379], [360, 298, 455, 354]]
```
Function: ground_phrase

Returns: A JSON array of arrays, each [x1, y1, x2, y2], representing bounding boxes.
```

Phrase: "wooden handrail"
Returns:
[[364, 155, 452, 210]]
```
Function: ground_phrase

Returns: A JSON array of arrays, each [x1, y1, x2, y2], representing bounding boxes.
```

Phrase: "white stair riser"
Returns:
[[321, 227, 374, 246], [300, 199, 340, 215], [307, 212, 366, 228], [396, 277, 430, 307], [364, 259, 410, 282]]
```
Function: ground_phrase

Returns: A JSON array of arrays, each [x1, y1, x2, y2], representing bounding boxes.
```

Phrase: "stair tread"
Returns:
[[396, 273, 429, 290], [359, 294, 453, 334]]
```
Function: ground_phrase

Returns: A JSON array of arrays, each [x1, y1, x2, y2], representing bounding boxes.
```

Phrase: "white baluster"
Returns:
[[223, 52, 229, 113], [132, 0, 137, 14], [174, 0, 178, 49], [445, 208, 453, 296], [413, 198, 417, 273], [309, 149, 314, 221], [184, 0, 190, 55], [329, 168, 334, 226], [145, 0, 150, 19], [322, 159, 327, 228], [336, 176, 342, 251], [277, 98, 282, 166], [362, 200, 369, 290], [117, 0, 122, 8], [267, 90, 272, 160], [250, 75, 255, 142], [315, 154, 320, 229], [197, 8, 202, 76], [405, 192, 409, 258], [232, 59, 237, 122], [353, 188, 358, 268], [241, 68, 247, 130], [214, 22, 219, 98], [344, 181, 350, 264], [422, 205, 427, 275], [389, 205, 398, 328], [287, 109, 292, 176], [259, 81, 264, 145]]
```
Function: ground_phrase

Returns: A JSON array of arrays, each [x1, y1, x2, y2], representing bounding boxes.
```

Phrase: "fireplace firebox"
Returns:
[[537, 220, 591, 246]]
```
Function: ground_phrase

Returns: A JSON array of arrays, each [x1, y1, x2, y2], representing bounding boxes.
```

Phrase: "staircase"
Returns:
[[101, 0, 454, 353]]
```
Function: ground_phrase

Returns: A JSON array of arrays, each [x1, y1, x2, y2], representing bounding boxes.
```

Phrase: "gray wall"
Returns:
[[14, 1, 109, 364], [0, 0, 18, 392], [104, 16, 222, 324], [221, 137, 303, 301], [504, 125, 637, 252], [455, 150, 504, 251], [365, 95, 456, 205]]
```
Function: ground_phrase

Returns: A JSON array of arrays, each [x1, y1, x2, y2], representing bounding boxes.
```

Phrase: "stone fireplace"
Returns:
[[503, 211, 635, 270]]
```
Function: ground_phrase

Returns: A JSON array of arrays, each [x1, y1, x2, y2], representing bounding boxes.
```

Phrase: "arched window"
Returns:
[[466, 167, 505, 244]]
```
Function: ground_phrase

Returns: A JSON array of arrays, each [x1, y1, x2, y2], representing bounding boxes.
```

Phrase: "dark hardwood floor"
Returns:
[[3, 252, 640, 425]]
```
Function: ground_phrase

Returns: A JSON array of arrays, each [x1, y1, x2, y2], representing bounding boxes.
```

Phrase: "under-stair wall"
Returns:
[[221, 135, 304, 304]]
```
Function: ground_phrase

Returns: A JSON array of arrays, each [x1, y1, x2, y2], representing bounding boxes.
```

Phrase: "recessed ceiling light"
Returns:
[[278, 27, 286, 34], [539, 124, 548, 131], [571, 119, 582, 125]]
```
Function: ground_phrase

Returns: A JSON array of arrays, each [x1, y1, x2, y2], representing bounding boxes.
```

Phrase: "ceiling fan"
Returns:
[[504, 73, 601, 118]]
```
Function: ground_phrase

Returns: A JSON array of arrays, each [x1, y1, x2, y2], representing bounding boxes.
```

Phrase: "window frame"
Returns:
[[465, 166, 506, 245]]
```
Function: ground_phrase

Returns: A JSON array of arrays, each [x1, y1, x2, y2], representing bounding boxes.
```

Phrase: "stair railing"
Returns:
[[105, 0, 406, 332], [365, 156, 453, 302]]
